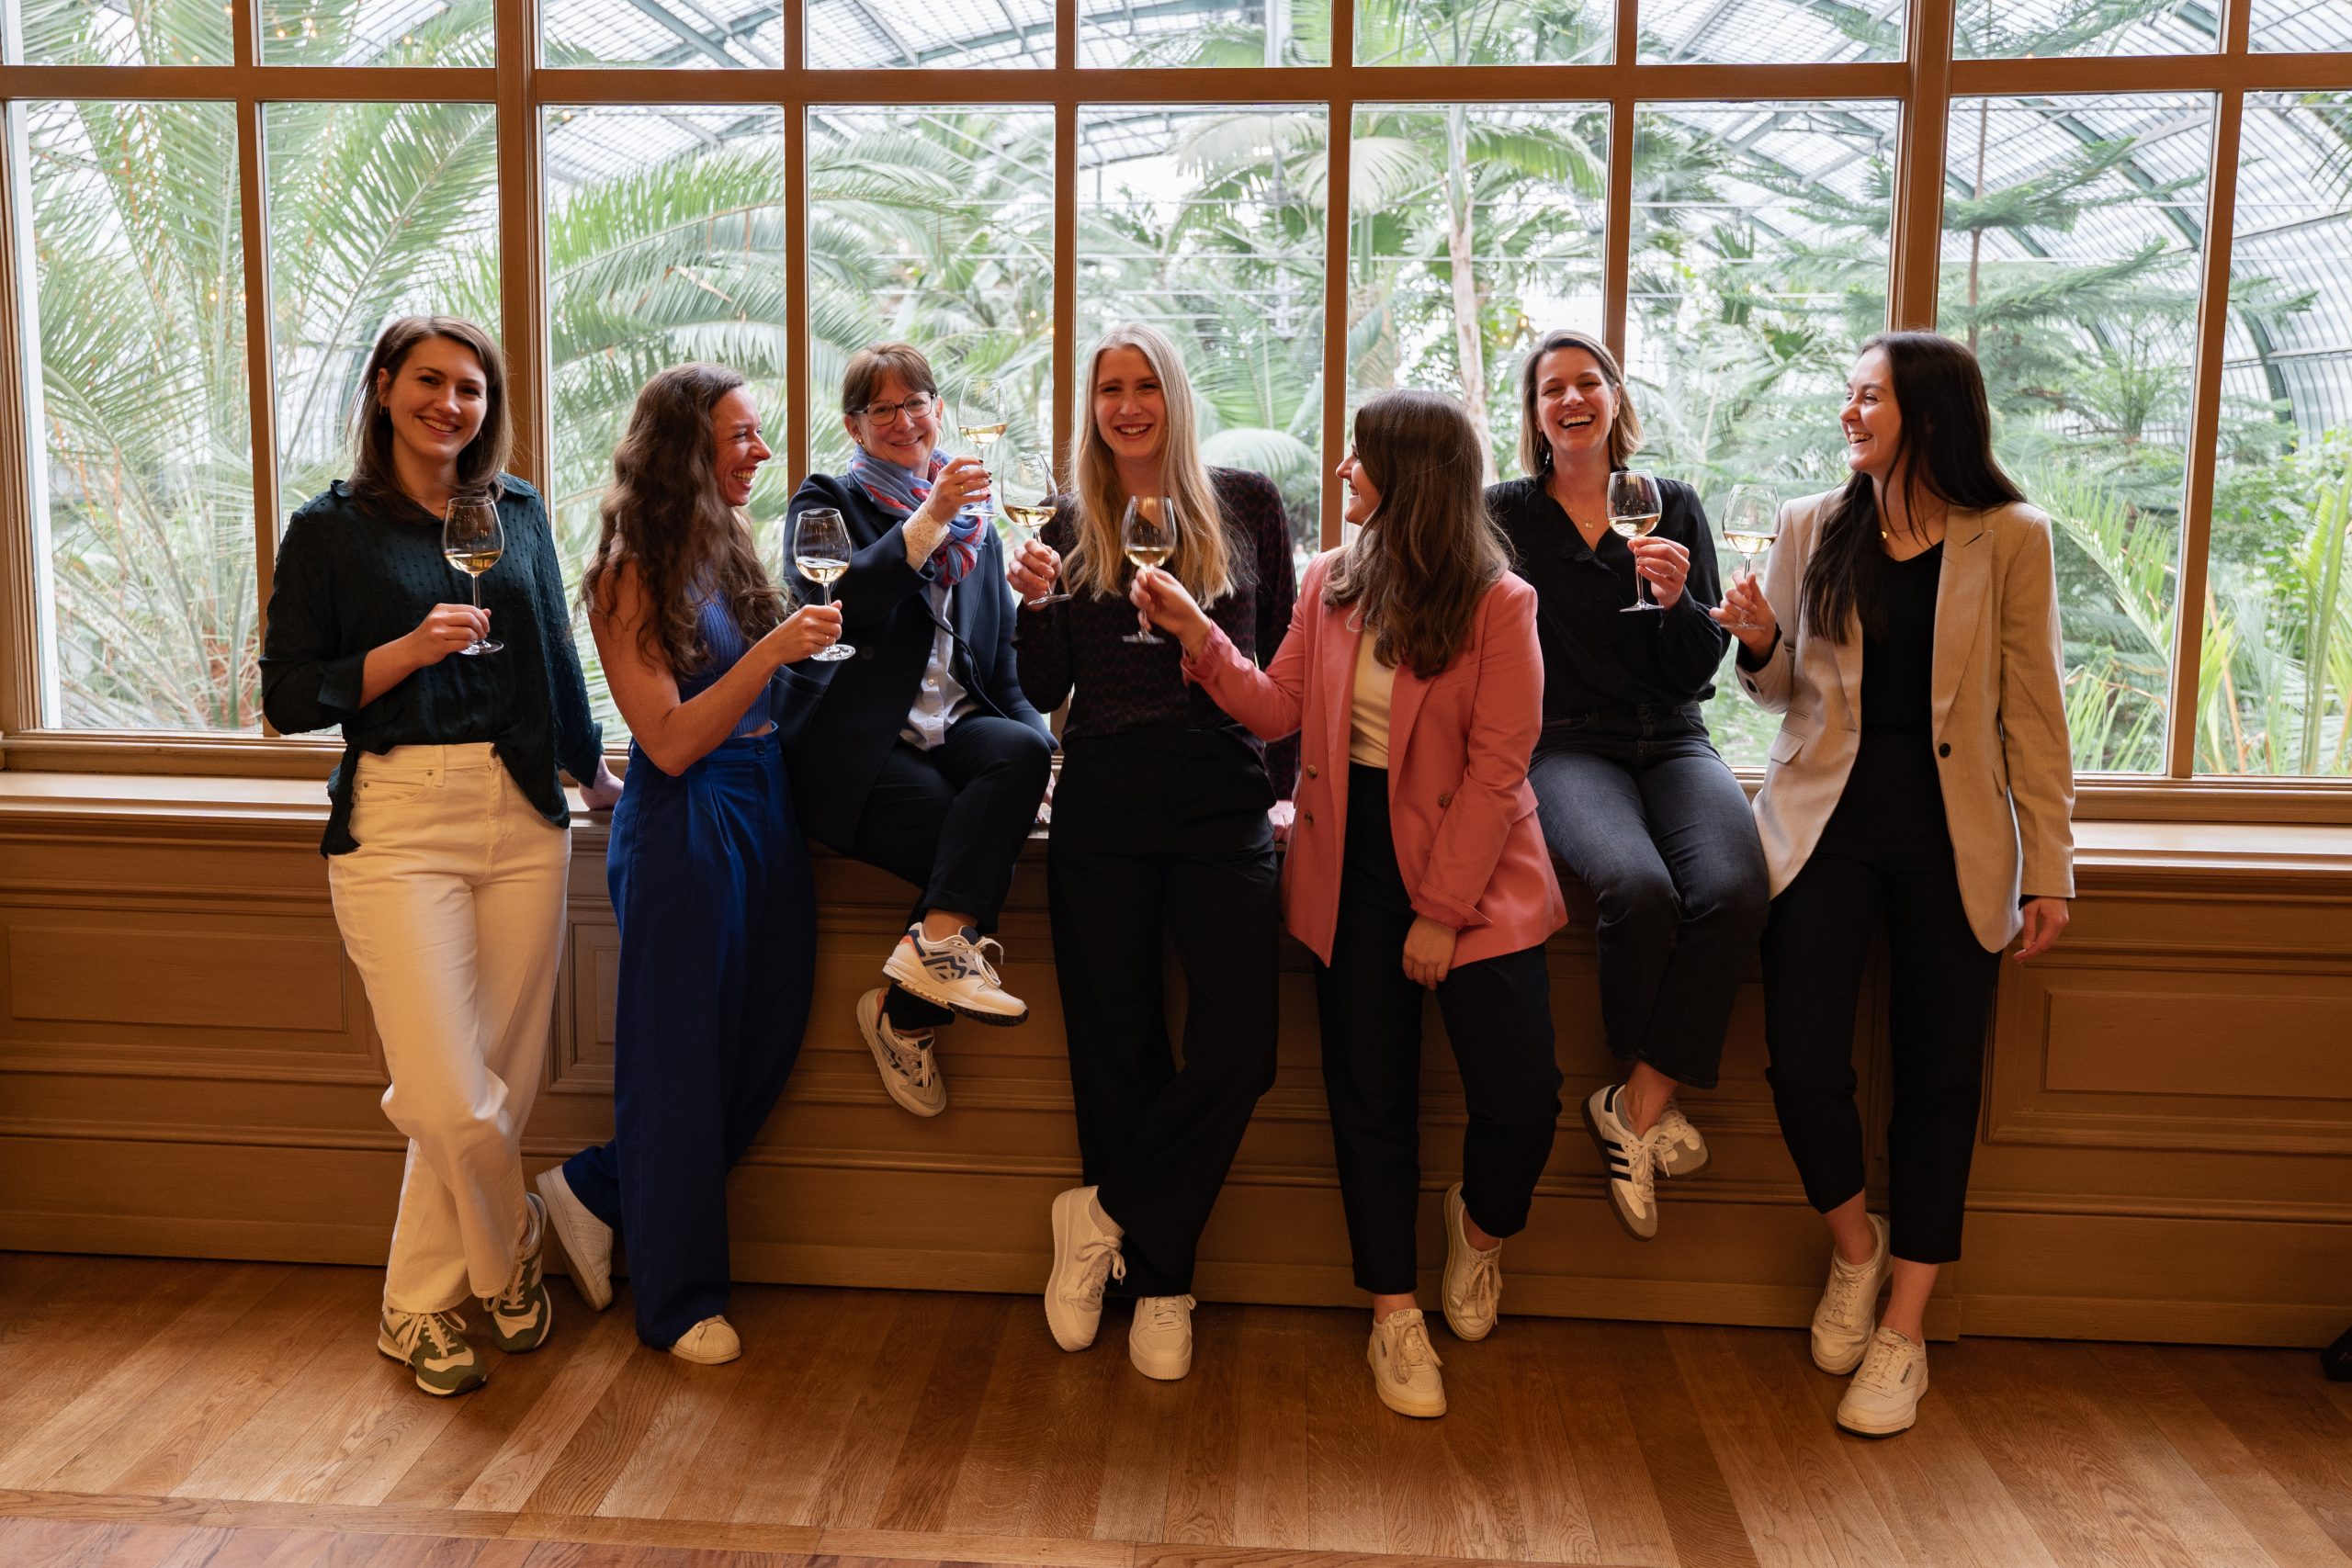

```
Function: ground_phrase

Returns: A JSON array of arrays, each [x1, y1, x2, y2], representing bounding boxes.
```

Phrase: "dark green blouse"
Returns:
[[260, 476, 605, 856]]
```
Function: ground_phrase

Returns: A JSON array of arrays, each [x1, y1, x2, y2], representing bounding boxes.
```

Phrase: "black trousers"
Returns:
[[1760, 733, 2000, 1265], [1048, 730, 1281, 1298], [1317, 764, 1563, 1296], [804, 715, 1052, 1030]]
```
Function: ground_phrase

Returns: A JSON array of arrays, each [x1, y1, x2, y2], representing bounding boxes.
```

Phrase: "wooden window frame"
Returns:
[[2, 0, 2350, 823]]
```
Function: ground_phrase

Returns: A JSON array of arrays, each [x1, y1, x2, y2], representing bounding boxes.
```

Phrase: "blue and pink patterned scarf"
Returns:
[[847, 447, 984, 588]]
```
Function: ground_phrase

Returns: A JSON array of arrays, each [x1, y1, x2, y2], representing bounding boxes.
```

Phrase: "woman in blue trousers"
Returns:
[[534, 363, 844, 1364]]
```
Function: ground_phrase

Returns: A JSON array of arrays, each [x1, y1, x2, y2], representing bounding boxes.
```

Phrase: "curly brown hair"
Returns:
[[581, 363, 786, 676]]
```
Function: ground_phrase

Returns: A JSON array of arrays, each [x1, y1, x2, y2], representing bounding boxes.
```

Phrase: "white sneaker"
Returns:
[[856, 987, 946, 1117], [534, 1165, 614, 1313], [1045, 1186, 1125, 1351], [670, 1315, 741, 1365], [1811, 1213, 1891, 1375], [1365, 1308, 1446, 1419], [1653, 1097, 1709, 1179], [882, 924, 1028, 1027], [1440, 1182, 1502, 1342], [1581, 1085, 1662, 1240], [1838, 1326, 1928, 1435], [1129, 1294, 1195, 1381]]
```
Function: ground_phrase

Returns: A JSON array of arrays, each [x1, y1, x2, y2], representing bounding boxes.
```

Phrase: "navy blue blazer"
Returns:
[[782, 470, 1051, 848]]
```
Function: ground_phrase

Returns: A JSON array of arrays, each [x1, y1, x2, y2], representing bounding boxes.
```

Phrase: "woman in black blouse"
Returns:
[[1007, 321, 1295, 1385], [262, 316, 620, 1398], [1485, 328, 1768, 1244]]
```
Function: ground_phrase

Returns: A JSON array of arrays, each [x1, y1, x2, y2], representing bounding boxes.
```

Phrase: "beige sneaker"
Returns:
[[1440, 1182, 1502, 1342], [1838, 1326, 1928, 1435], [535, 1164, 614, 1313], [857, 987, 946, 1117], [1366, 1308, 1446, 1419], [1581, 1085, 1662, 1239], [1045, 1186, 1126, 1351], [1129, 1294, 1194, 1381], [671, 1315, 741, 1365], [1811, 1213, 1891, 1375], [1653, 1097, 1709, 1179]]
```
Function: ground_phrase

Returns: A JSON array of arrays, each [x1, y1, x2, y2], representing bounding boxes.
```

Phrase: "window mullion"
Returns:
[[496, 0, 549, 494], [1320, 91, 1351, 550], [1889, 0, 1953, 329], [0, 100, 43, 734]]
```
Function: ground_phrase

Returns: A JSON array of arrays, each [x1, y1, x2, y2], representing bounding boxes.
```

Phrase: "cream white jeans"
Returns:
[[328, 744, 572, 1314]]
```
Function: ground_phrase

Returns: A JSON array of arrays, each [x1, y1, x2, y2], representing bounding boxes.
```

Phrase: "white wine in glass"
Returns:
[[1720, 483, 1780, 568], [441, 492, 504, 654], [1607, 470, 1664, 614], [1003, 449, 1069, 607], [955, 383, 1007, 525], [1122, 496, 1176, 645], [794, 506, 856, 663]]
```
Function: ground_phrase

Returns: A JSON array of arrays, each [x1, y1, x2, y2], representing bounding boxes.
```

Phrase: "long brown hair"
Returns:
[[1065, 321, 1233, 604], [1516, 327, 1643, 476], [1325, 389, 1508, 680], [581, 363, 786, 675], [345, 315, 512, 511], [1802, 332, 2025, 643]]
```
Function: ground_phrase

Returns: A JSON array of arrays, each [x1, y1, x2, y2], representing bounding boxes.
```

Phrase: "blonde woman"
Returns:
[[1009, 322, 1295, 1383]]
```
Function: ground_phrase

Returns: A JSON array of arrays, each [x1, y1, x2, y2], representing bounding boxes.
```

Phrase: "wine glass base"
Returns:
[[1024, 591, 1073, 608], [1121, 631, 1164, 645], [811, 644, 857, 662], [458, 639, 505, 655], [1621, 604, 1662, 615]]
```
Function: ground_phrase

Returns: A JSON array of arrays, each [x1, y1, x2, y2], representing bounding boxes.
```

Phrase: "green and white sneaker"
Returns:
[[482, 1191, 553, 1353], [377, 1307, 487, 1397]]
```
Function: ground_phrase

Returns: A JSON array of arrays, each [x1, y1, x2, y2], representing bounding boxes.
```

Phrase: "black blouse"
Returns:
[[1486, 475, 1730, 733], [1861, 544, 1943, 733], [260, 476, 605, 856]]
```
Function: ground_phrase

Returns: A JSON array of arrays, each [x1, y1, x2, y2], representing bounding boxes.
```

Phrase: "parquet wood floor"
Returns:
[[1, 1254, 2346, 1567]]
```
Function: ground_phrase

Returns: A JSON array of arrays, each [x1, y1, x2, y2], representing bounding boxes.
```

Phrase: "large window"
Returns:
[[3, 0, 2349, 807]]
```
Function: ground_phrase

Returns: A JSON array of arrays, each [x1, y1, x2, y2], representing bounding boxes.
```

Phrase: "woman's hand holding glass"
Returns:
[[1128, 565, 1215, 656], [763, 603, 845, 666], [1628, 534, 1692, 609], [1711, 574, 1778, 660], [912, 457, 990, 532], [1008, 538, 1062, 606]]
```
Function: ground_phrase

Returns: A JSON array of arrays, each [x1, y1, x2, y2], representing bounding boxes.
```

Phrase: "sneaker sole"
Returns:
[[1580, 1098, 1659, 1241], [376, 1331, 485, 1397], [1440, 1184, 1496, 1343], [1812, 1335, 1871, 1377], [857, 989, 947, 1118], [1129, 1338, 1192, 1381], [534, 1168, 615, 1313], [670, 1337, 741, 1366], [1045, 1188, 1103, 1353], [883, 954, 1031, 1028], [1837, 1383, 1925, 1437], [1364, 1343, 1446, 1418]]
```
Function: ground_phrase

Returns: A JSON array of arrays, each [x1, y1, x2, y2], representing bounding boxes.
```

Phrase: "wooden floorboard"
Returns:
[[0, 1254, 2346, 1568]]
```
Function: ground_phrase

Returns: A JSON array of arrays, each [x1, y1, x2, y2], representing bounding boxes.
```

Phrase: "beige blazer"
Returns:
[[1734, 491, 2075, 952]]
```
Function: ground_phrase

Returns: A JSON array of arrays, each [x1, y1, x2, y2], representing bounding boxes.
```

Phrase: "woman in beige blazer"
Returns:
[[1715, 332, 2074, 1438]]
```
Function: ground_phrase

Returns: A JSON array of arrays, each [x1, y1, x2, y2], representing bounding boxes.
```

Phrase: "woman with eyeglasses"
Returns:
[[784, 344, 1054, 1118]]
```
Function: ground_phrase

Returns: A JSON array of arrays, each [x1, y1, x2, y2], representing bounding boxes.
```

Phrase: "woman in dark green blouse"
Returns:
[[261, 315, 621, 1398]]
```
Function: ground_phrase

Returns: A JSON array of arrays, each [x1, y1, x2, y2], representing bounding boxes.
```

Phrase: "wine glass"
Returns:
[[441, 492, 504, 655], [1607, 470, 1664, 615], [1121, 496, 1176, 646], [1718, 483, 1779, 630], [1001, 449, 1069, 608], [793, 507, 856, 663], [955, 383, 1008, 526]]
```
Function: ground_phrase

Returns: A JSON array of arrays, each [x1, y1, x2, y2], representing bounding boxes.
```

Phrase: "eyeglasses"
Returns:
[[856, 393, 934, 424]]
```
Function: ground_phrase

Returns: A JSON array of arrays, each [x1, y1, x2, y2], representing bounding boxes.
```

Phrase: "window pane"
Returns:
[[266, 103, 501, 514], [1955, 0, 2214, 59], [1080, 106, 1329, 569], [1940, 94, 2211, 775], [805, 107, 1054, 476], [808, 0, 1051, 67], [2251, 0, 2352, 51], [1641, 0, 1898, 63], [547, 105, 788, 742], [1625, 101, 1899, 768], [260, 0, 493, 66], [1359, 0, 1609, 66], [1347, 104, 1608, 479], [1081, 0, 1329, 66], [2199, 92, 2352, 776], [22, 100, 254, 730], [546, 0, 775, 67], [19, 0, 232, 64]]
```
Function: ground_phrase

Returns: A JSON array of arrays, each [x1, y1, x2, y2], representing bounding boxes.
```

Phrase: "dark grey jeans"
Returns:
[[1529, 705, 1769, 1090]]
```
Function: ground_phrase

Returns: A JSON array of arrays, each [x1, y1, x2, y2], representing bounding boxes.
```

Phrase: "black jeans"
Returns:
[[1048, 730, 1281, 1298], [805, 715, 1053, 1030], [1317, 764, 1563, 1296], [1760, 732, 2000, 1265], [1528, 705, 1769, 1090]]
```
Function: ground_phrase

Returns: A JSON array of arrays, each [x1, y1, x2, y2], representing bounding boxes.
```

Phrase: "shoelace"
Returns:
[[1065, 1235, 1126, 1308], [1453, 1243, 1502, 1322], [967, 934, 1007, 987], [1820, 1252, 1880, 1333], [1140, 1294, 1195, 1334], [410, 1309, 468, 1359], [1655, 1100, 1696, 1149], [492, 1213, 540, 1314], [1384, 1315, 1443, 1380], [1623, 1126, 1659, 1201], [886, 1029, 939, 1088], [1850, 1333, 1915, 1395]]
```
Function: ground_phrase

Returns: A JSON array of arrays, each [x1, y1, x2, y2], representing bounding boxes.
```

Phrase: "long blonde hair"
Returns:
[[1064, 321, 1232, 604]]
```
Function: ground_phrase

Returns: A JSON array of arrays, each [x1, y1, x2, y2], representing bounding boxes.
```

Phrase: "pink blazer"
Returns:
[[1182, 551, 1566, 967]]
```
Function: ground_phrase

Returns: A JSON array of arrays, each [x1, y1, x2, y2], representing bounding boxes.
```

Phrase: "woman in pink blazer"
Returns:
[[1133, 389, 1567, 1422]]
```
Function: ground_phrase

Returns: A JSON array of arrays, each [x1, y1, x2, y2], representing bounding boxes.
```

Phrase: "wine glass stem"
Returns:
[[472, 575, 482, 616]]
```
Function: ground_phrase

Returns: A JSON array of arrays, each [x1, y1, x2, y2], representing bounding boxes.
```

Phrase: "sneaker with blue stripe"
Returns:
[[882, 924, 1028, 1027]]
